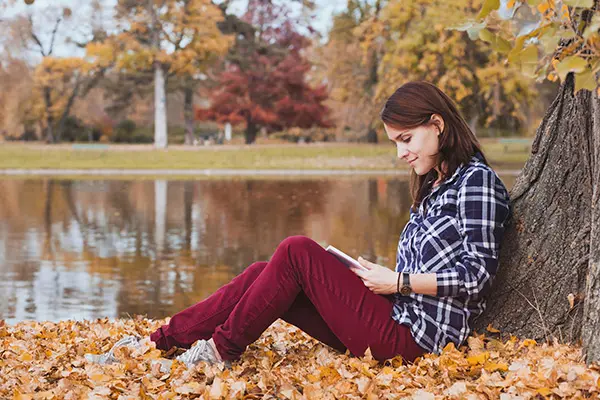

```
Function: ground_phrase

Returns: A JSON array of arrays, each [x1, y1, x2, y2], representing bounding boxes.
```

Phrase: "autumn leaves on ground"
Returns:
[[1, 318, 599, 399]]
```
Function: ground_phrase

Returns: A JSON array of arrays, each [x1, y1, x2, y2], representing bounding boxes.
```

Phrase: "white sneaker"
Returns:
[[85, 335, 141, 365], [176, 339, 226, 368]]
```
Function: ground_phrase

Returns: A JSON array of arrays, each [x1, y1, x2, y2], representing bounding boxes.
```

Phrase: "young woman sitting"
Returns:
[[86, 81, 511, 368]]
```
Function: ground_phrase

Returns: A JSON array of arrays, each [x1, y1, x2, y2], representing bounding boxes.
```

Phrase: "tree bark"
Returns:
[[184, 85, 195, 146], [56, 78, 82, 143], [245, 118, 258, 144], [474, 74, 600, 362], [43, 87, 55, 144], [154, 64, 168, 149], [582, 83, 600, 363]]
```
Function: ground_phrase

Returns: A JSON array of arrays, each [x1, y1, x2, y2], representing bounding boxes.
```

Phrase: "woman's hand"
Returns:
[[351, 257, 398, 295]]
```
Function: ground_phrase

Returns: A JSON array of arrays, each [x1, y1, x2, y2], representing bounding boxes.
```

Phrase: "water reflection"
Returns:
[[0, 175, 515, 324]]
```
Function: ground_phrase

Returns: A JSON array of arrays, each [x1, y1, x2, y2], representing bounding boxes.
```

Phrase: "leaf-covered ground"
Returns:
[[1, 318, 598, 399]]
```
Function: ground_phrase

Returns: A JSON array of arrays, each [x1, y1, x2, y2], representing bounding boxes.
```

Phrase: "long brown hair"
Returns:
[[380, 81, 487, 211]]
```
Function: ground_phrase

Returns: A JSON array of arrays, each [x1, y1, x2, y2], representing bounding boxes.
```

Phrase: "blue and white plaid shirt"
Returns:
[[392, 152, 511, 354]]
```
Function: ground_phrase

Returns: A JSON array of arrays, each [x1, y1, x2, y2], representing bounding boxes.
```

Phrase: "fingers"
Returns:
[[357, 256, 374, 270], [350, 266, 367, 278]]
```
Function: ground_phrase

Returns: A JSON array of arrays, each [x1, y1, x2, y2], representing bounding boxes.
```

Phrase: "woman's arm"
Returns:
[[353, 257, 438, 296]]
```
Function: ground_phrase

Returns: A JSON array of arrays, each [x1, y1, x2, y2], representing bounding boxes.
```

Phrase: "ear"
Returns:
[[430, 114, 445, 136]]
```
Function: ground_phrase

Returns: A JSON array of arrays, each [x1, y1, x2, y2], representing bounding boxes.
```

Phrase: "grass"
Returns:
[[0, 139, 531, 171]]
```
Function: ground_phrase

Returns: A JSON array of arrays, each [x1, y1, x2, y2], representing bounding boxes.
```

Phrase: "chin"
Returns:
[[413, 166, 433, 176]]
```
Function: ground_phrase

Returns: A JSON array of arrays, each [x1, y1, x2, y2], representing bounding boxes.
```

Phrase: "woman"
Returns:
[[86, 81, 511, 368]]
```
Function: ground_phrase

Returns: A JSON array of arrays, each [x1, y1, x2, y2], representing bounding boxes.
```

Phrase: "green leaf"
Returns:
[[563, 0, 593, 7], [478, 0, 500, 18], [478, 28, 495, 42], [447, 20, 487, 40], [555, 56, 588, 81], [495, 36, 512, 53], [583, 14, 600, 39], [526, 0, 544, 5], [466, 27, 483, 40], [478, 29, 512, 53], [574, 70, 597, 92], [519, 45, 538, 77], [538, 25, 560, 55], [508, 36, 526, 64]]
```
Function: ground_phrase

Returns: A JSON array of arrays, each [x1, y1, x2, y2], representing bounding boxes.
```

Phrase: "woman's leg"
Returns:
[[150, 261, 268, 350], [281, 292, 347, 354], [212, 236, 426, 363]]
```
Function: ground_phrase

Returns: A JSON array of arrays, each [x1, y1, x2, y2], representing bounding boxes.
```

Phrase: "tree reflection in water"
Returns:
[[0, 175, 515, 324]]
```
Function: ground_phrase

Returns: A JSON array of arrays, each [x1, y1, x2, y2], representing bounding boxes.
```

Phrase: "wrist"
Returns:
[[398, 272, 413, 296]]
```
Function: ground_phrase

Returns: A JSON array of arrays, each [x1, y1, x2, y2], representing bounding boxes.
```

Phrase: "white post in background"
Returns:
[[224, 122, 232, 142], [154, 65, 168, 149], [155, 179, 167, 255]]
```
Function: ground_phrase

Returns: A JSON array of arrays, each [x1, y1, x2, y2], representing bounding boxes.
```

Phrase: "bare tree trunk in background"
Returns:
[[150, 0, 167, 149], [43, 87, 55, 143], [245, 118, 258, 144], [184, 85, 195, 146], [473, 74, 600, 364]]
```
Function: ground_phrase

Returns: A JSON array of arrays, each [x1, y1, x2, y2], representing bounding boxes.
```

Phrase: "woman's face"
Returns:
[[384, 115, 443, 176]]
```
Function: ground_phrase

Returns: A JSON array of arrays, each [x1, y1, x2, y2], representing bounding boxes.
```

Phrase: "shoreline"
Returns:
[[0, 168, 524, 177]]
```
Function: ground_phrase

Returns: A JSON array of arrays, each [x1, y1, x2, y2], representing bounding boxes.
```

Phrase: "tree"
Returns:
[[0, 58, 36, 139], [196, 0, 333, 144], [311, 0, 385, 142], [109, 0, 231, 148], [4, 3, 109, 143], [376, 0, 540, 133], [451, 0, 600, 364]]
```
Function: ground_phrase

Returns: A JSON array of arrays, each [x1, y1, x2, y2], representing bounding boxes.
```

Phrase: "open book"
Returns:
[[326, 245, 368, 271]]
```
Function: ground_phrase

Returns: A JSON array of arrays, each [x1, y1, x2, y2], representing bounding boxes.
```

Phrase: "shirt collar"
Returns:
[[428, 151, 484, 194]]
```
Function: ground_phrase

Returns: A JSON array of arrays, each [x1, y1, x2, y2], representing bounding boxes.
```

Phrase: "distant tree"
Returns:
[[311, 0, 385, 142], [196, 0, 333, 144], [4, 3, 109, 143], [104, 0, 231, 148]]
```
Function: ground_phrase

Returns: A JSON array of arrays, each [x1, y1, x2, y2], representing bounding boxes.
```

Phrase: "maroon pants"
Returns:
[[150, 236, 426, 363]]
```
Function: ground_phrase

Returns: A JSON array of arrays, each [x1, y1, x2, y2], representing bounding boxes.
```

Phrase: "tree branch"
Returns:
[[28, 15, 47, 56], [47, 16, 63, 56]]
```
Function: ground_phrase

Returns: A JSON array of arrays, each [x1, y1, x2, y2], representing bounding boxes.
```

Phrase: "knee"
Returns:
[[279, 235, 317, 252], [244, 261, 268, 278]]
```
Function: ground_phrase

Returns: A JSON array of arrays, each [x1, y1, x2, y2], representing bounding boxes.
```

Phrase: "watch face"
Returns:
[[400, 286, 412, 296]]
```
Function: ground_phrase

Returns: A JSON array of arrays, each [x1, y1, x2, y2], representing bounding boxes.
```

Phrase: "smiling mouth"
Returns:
[[408, 158, 417, 164]]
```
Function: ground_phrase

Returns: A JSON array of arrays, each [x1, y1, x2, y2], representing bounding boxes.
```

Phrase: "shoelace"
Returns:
[[176, 340, 217, 367], [97, 336, 140, 364]]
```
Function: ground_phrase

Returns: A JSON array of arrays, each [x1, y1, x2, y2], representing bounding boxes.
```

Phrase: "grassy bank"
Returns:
[[0, 140, 530, 171], [1, 318, 597, 399]]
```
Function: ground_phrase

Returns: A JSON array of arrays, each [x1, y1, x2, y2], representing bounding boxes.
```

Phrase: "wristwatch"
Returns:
[[399, 273, 412, 296]]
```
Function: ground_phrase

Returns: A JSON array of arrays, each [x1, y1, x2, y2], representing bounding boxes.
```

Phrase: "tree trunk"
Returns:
[[245, 118, 258, 144], [473, 74, 600, 363], [582, 84, 600, 364], [56, 78, 82, 143], [43, 87, 55, 144], [184, 85, 195, 146], [154, 64, 168, 149], [366, 127, 378, 143]]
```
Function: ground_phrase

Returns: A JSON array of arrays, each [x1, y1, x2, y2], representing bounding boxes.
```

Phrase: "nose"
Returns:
[[396, 142, 409, 159]]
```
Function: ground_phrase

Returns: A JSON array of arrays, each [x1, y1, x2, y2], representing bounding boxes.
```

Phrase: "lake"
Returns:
[[0, 174, 516, 324]]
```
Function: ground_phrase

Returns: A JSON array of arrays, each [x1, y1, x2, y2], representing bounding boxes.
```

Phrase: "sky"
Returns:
[[1, 0, 348, 58]]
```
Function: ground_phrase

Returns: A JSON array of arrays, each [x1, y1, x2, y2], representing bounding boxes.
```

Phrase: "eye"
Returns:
[[401, 136, 411, 143]]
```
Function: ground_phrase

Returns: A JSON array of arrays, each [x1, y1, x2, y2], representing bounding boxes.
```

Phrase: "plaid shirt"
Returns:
[[392, 152, 511, 354]]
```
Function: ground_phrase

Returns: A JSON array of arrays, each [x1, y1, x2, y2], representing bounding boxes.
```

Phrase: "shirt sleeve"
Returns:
[[436, 168, 511, 298]]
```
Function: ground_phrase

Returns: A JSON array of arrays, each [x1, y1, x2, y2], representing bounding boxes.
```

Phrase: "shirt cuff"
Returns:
[[436, 269, 462, 297]]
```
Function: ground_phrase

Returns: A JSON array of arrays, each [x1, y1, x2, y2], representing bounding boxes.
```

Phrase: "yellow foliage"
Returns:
[[109, 0, 233, 76], [366, 0, 539, 129], [0, 319, 599, 399]]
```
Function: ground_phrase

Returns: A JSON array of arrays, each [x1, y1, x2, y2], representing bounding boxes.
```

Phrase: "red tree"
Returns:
[[196, 0, 333, 144]]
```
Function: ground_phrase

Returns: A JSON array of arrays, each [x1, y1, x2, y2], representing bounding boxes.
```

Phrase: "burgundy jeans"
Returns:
[[150, 236, 426, 363]]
